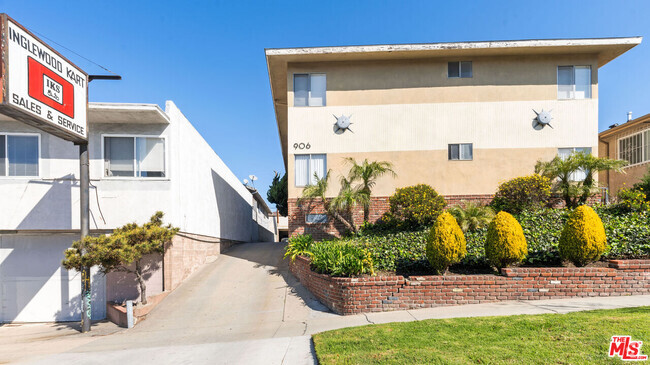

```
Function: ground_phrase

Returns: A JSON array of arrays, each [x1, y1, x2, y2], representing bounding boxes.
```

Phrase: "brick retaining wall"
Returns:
[[289, 256, 650, 315]]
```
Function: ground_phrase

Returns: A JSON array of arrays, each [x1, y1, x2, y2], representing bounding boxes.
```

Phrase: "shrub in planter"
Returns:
[[387, 184, 447, 228], [485, 211, 528, 269], [559, 205, 607, 266], [310, 241, 374, 277], [490, 175, 551, 213], [284, 234, 313, 262], [426, 212, 467, 274]]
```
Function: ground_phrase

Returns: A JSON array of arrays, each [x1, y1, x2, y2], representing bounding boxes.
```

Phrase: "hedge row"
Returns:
[[347, 207, 650, 274]]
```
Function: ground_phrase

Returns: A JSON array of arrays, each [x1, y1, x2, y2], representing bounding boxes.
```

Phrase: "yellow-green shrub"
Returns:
[[426, 212, 467, 274], [485, 211, 528, 269], [559, 205, 608, 266]]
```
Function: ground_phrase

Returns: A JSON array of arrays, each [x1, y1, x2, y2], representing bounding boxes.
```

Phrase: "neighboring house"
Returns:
[[0, 100, 265, 323], [265, 37, 641, 239], [599, 112, 650, 197], [245, 185, 278, 242]]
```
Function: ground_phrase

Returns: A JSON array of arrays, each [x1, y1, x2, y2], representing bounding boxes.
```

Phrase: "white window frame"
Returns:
[[448, 143, 473, 161], [557, 65, 592, 100], [294, 153, 326, 187], [617, 129, 650, 168], [0, 132, 41, 179], [101, 134, 169, 180], [447, 61, 473, 78], [293, 73, 327, 107]]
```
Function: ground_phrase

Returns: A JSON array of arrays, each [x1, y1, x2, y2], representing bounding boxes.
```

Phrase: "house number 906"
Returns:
[[293, 142, 311, 150]]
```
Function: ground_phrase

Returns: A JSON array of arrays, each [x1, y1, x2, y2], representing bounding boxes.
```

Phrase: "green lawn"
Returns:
[[313, 307, 650, 364]]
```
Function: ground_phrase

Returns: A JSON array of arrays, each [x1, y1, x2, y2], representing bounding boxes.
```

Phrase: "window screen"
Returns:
[[558, 66, 591, 100], [447, 62, 460, 78], [557, 66, 574, 99], [460, 61, 473, 78], [574, 66, 591, 99], [136, 137, 165, 177], [7, 135, 39, 176], [293, 74, 308, 107], [104, 136, 166, 178], [449, 144, 472, 160], [104, 137, 135, 177], [448, 62, 472, 78], [309, 74, 326, 107]]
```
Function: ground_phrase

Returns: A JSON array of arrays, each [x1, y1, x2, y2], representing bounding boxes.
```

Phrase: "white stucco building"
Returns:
[[0, 100, 274, 323]]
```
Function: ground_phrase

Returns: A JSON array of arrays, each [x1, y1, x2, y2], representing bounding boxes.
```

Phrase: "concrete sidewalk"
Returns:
[[3, 242, 648, 364], [19, 295, 650, 365]]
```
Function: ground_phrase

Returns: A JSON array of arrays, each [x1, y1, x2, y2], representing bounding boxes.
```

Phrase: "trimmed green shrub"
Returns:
[[387, 184, 446, 228], [485, 211, 528, 269], [426, 212, 467, 274], [491, 175, 552, 213], [284, 234, 313, 262], [310, 241, 374, 277], [340, 208, 648, 275], [559, 206, 608, 266]]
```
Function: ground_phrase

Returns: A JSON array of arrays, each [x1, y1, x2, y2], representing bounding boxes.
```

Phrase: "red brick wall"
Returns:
[[289, 256, 650, 315]]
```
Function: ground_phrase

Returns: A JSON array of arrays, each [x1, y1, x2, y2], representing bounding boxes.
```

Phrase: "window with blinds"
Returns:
[[0, 134, 39, 177], [104, 136, 166, 178], [294, 154, 326, 187]]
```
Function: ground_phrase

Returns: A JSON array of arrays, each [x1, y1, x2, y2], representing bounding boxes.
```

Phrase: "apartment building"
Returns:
[[0, 100, 273, 322], [266, 37, 641, 239], [599, 112, 650, 196]]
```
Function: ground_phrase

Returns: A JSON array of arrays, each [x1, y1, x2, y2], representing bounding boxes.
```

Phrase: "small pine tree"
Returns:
[[267, 171, 288, 216], [63, 212, 178, 304]]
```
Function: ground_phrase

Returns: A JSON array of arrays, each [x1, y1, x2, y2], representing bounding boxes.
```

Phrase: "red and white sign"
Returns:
[[1, 15, 87, 142], [609, 336, 648, 361]]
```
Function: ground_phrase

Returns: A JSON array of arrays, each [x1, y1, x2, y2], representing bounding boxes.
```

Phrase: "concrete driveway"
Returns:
[[6, 241, 650, 364], [15, 242, 337, 364]]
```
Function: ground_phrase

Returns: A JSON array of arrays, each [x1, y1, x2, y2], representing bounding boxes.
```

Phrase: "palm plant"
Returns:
[[344, 158, 396, 222], [448, 201, 495, 232], [298, 171, 359, 233], [535, 151, 626, 208]]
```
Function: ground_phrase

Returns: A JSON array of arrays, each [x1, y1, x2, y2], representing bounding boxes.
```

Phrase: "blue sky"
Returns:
[[2, 1, 649, 208]]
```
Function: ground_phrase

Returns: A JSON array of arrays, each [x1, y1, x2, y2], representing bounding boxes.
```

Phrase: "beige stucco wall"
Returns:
[[290, 148, 561, 197], [286, 54, 600, 198], [287, 54, 598, 107]]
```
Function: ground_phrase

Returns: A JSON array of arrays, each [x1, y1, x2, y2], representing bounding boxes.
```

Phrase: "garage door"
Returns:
[[0, 234, 105, 322]]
